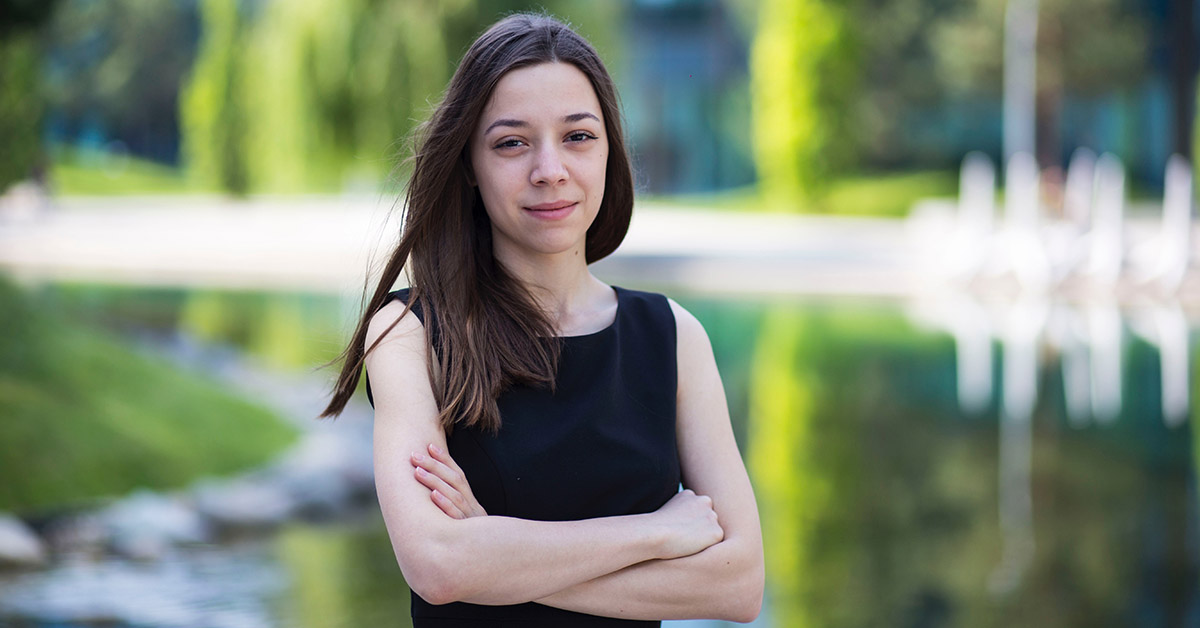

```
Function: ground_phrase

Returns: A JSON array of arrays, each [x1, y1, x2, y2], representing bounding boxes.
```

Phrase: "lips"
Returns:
[[524, 200, 577, 211], [522, 200, 578, 220]]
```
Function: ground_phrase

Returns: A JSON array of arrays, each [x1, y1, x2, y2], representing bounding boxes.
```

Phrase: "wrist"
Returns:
[[636, 511, 671, 561]]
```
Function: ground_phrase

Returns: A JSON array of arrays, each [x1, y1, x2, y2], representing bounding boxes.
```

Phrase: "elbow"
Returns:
[[409, 573, 459, 607], [728, 584, 763, 623], [720, 547, 765, 623], [722, 574, 763, 623], [397, 544, 464, 606]]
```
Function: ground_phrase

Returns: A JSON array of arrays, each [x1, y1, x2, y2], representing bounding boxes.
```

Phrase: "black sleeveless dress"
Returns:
[[365, 285, 681, 627]]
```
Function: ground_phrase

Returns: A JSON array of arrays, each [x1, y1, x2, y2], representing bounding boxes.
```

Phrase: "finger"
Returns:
[[427, 443, 469, 481], [416, 448, 487, 518], [414, 466, 465, 508], [431, 489, 465, 519], [412, 451, 466, 491]]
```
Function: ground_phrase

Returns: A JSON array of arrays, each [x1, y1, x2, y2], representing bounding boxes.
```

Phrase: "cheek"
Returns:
[[474, 160, 516, 210], [590, 150, 609, 198]]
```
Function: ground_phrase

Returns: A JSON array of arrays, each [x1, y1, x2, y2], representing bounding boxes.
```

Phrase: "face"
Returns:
[[469, 62, 608, 265]]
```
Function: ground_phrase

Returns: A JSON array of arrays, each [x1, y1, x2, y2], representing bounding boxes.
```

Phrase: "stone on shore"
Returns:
[[0, 513, 47, 568], [192, 478, 295, 531], [99, 491, 211, 560]]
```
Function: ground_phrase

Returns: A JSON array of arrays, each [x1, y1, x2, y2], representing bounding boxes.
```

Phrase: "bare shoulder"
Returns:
[[666, 297, 713, 356], [366, 298, 425, 352], [364, 297, 434, 416]]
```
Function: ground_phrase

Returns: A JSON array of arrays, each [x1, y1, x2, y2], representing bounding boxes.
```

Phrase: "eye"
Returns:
[[493, 138, 525, 150], [567, 131, 598, 143]]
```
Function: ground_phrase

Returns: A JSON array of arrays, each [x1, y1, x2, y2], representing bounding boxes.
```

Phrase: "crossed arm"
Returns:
[[366, 298, 764, 622]]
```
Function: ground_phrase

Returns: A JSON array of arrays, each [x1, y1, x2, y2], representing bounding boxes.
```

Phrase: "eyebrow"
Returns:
[[483, 112, 601, 136]]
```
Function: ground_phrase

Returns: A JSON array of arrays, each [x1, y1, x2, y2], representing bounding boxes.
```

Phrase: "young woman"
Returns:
[[321, 13, 763, 626]]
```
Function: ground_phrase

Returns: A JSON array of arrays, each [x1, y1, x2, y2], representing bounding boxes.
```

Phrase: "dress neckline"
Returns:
[[558, 285, 621, 340]]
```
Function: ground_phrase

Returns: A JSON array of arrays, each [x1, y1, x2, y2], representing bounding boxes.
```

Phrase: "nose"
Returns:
[[530, 145, 569, 186]]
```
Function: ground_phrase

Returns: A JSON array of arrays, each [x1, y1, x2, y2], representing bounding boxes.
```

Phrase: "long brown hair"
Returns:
[[319, 13, 634, 432]]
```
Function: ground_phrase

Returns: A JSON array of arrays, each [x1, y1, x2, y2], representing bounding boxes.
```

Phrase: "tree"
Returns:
[[181, 0, 622, 195], [933, 0, 1148, 167], [749, 0, 858, 206], [181, 0, 248, 194], [0, 0, 59, 191], [42, 0, 197, 163]]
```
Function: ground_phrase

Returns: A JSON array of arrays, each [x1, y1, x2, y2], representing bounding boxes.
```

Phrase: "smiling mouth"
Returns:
[[525, 201, 577, 211]]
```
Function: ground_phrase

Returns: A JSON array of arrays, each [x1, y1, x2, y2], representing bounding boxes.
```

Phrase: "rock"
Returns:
[[0, 513, 46, 568], [41, 512, 106, 557], [99, 491, 210, 560], [0, 180, 51, 224], [192, 478, 295, 531], [266, 432, 373, 517]]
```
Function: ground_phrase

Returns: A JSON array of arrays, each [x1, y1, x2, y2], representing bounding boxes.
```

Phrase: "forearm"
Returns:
[[535, 534, 764, 622], [414, 511, 666, 606]]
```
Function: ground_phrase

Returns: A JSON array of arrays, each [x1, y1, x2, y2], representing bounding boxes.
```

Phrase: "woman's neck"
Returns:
[[493, 243, 611, 332]]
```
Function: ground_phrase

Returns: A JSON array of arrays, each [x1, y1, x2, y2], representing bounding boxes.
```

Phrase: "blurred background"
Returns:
[[1, 0, 1198, 626]]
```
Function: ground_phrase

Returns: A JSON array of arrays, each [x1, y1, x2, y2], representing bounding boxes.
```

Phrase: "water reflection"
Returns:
[[914, 294, 1190, 429], [0, 511, 411, 628], [744, 295, 1198, 626], [8, 283, 1200, 627]]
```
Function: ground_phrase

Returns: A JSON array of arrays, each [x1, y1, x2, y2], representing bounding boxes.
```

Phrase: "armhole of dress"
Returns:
[[365, 289, 423, 409], [664, 294, 678, 398]]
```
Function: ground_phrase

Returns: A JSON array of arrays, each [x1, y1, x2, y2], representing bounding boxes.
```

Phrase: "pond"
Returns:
[[3, 282, 1197, 627]]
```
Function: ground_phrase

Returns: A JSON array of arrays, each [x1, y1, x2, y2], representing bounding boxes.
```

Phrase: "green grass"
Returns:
[[0, 276, 298, 515], [49, 147, 210, 196], [646, 169, 958, 217]]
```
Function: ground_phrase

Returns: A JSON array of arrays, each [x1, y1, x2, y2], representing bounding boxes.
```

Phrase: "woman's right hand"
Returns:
[[652, 489, 724, 560], [412, 443, 488, 519]]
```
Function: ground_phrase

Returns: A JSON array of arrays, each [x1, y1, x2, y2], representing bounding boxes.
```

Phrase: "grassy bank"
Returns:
[[648, 170, 958, 217], [48, 147, 209, 196], [0, 276, 298, 515]]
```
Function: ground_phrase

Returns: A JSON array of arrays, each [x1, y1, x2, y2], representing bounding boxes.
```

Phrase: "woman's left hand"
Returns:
[[411, 443, 488, 519]]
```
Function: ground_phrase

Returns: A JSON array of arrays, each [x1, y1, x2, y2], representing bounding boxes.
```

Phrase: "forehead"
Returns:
[[479, 62, 603, 130]]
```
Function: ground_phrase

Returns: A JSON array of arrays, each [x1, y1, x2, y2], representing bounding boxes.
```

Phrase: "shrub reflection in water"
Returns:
[[5, 286, 1198, 627]]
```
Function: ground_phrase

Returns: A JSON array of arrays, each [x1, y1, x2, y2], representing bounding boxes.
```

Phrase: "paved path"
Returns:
[[5, 194, 1199, 304], [0, 194, 920, 298]]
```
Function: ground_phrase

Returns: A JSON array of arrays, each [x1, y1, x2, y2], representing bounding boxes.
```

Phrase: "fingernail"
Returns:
[[430, 444, 442, 455], [412, 452, 424, 462]]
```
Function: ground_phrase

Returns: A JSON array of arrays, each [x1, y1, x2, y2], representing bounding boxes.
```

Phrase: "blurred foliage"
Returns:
[[0, 0, 58, 192], [0, 276, 297, 514], [748, 308, 827, 626], [931, 0, 1148, 164], [742, 300, 1197, 626], [932, 0, 1147, 97], [818, 170, 958, 216], [747, 0, 1150, 209], [276, 519, 413, 627], [182, 0, 248, 195], [41, 283, 348, 372], [42, 0, 197, 163], [0, 32, 45, 192], [49, 146, 203, 195], [17, 0, 1162, 209], [749, 0, 858, 205], [852, 0, 962, 169], [647, 169, 956, 216], [0, 0, 57, 34], [180, 290, 347, 371], [181, 0, 621, 195]]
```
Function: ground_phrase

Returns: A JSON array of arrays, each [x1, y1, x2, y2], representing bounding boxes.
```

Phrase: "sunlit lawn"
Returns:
[[0, 277, 298, 514], [49, 147, 211, 196], [645, 169, 958, 217]]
